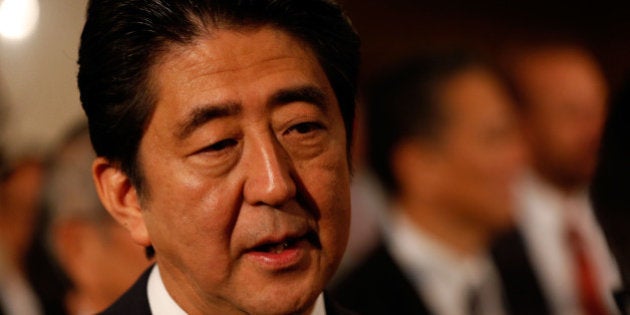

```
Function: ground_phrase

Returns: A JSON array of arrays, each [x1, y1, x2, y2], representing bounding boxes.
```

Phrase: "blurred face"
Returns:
[[65, 220, 150, 310], [517, 50, 607, 190], [0, 160, 44, 259], [136, 26, 350, 314], [433, 68, 525, 232]]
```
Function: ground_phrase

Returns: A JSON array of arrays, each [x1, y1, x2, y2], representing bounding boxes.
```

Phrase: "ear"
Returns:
[[92, 157, 151, 247]]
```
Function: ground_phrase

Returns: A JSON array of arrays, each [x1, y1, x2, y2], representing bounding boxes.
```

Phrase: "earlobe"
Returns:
[[92, 157, 151, 247]]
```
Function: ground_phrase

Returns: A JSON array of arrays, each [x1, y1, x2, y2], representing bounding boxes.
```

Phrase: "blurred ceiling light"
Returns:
[[0, 0, 40, 40]]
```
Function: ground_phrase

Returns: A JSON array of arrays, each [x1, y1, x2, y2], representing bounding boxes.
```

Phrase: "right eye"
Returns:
[[200, 138, 238, 153]]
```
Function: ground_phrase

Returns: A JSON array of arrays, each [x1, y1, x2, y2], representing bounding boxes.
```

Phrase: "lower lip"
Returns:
[[245, 239, 310, 270]]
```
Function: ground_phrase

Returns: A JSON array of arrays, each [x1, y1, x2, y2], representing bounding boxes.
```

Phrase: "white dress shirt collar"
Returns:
[[147, 265, 186, 315], [516, 171, 621, 315], [384, 209, 505, 315]]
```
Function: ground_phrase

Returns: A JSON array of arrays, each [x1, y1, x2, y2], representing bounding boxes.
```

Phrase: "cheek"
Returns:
[[141, 164, 239, 267], [296, 147, 351, 246], [445, 149, 504, 204]]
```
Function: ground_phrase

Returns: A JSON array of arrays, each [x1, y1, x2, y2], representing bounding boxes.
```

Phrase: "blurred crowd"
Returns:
[[330, 42, 630, 315], [0, 123, 152, 314], [0, 22, 629, 315]]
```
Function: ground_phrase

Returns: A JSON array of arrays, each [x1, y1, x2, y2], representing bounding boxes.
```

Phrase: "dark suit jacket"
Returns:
[[330, 244, 431, 315], [100, 266, 357, 315], [490, 229, 552, 315], [331, 235, 551, 315]]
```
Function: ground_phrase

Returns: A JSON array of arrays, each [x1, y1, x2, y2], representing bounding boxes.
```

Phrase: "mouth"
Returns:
[[253, 237, 300, 254], [251, 231, 321, 253], [245, 230, 320, 270]]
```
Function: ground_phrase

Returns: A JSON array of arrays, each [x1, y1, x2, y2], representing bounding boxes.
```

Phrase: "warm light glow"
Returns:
[[0, 0, 40, 40]]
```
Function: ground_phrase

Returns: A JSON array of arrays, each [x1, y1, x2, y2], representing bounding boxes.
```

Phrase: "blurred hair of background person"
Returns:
[[43, 122, 152, 315], [494, 43, 621, 315], [332, 53, 526, 315], [591, 76, 630, 315], [0, 156, 45, 315]]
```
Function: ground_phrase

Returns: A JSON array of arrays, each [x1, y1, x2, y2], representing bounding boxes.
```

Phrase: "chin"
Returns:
[[239, 287, 320, 315], [234, 269, 327, 315]]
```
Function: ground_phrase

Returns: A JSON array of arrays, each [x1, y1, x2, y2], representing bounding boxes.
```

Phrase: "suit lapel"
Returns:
[[491, 229, 552, 315], [330, 244, 432, 315], [99, 265, 153, 315]]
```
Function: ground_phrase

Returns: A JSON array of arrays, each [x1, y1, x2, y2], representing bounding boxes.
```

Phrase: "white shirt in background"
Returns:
[[385, 210, 506, 315], [0, 245, 42, 315], [516, 172, 621, 315]]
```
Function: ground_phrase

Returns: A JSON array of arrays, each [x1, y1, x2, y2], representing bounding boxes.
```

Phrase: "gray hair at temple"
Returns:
[[44, 123, 110, 228]]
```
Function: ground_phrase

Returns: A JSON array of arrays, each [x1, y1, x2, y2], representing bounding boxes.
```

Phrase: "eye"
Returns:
[[198, 138, 238, 153], [285, 122, 324, 135]]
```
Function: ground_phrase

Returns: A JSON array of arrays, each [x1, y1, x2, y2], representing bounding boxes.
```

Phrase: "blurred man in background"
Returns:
[[44, 123, 151, 315], [496, 44, 621, 315], [0, 157, 45, 315], [332, 53, 525, 315]]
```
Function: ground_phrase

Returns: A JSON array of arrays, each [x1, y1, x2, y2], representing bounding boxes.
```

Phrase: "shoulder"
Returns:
[[324, 294, 359, 315], [98, 266, 153, 315], [329, 244, 430, 315]]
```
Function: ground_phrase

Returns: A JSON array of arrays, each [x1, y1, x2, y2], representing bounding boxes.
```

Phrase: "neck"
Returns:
[[397, 196, 490, 258], [532, 165, 587, 196], [65, 289, 101, 315]]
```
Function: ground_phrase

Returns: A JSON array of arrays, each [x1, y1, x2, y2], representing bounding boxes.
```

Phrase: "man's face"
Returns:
[[517, 50, 607, 190], [434, 68, 525, 233], [135, 27, 350, 314]]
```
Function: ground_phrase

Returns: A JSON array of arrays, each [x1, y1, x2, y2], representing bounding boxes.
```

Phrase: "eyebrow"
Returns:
[[174, 85, 329, 141], [175, 102, 241, 140], [268, 85, 328, 111]]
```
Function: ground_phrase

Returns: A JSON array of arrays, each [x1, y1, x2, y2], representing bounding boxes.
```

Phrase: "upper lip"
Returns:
[[247, 225, 313, 252]]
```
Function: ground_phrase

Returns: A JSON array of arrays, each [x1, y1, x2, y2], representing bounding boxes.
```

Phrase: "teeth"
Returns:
[[268, 241, 291, 254]]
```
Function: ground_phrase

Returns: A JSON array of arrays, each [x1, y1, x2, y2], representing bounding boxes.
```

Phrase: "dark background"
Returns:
[[339, 0, 630, 90]]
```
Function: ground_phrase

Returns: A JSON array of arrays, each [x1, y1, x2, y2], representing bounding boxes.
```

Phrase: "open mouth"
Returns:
[[250, 231, 321, 254], [245, 230, 321, 269], [254, 237, 300, 254]]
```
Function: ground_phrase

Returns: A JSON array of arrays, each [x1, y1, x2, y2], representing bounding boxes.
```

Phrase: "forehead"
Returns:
[[152, 26, 321, 87], [143, 26, 338, 141], [440, 68, 511, 120], [147, 26, 332, 114], [515, 50, 607, 104]]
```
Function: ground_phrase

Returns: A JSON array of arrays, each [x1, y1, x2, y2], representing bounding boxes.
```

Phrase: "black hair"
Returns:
[[78, 0, 360, 195], [365, 52, 490, 196]]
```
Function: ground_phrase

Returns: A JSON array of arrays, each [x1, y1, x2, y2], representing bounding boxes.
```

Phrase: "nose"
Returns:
[[243, 134, 297, 207]]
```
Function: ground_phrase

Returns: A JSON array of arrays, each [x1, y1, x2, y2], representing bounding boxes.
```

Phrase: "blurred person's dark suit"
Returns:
[[332, 243, 431, 315], [591, 76, 630, 315], [332, 53, 526, 315], [491, 228, 552, 315]]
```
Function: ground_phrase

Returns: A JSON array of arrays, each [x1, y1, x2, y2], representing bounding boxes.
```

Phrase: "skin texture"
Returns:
[[512, 48, 607, 193], [93, 26, 351, 315], [394, 67, 525, 255]]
